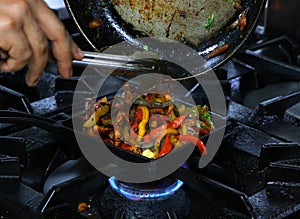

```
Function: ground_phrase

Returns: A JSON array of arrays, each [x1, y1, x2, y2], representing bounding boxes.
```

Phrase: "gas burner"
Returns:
[[100, 177, 190, 219], [108, 177, 184, 200], [1, 4, 300, 216]]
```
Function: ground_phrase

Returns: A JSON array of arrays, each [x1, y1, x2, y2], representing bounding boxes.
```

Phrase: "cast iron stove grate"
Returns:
[[0, 8, 300, 217], [0, 63, 300, 218]]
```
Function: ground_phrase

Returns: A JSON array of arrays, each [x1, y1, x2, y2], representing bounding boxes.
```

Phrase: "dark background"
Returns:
[[265, 0, 300, 43]]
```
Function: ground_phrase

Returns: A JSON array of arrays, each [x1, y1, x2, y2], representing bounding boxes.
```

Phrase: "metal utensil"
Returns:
[[72, 51, 159, 72]]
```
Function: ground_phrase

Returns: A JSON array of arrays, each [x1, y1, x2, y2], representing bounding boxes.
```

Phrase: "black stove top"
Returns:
[[0, 4, 300, 219]]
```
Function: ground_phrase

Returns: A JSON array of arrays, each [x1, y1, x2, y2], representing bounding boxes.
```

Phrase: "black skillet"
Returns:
[[64, 0, 265, 78]]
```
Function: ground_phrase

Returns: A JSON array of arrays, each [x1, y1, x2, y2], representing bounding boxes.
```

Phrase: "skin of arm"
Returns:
[[0, 0, 84, 86]]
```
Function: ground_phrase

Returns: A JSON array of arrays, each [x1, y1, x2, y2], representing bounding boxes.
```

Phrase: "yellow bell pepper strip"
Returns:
[[157, 135, 173, 158], [136, 105, 149, 140], [178, 105, 186, 113], [177, 135, 207, 155], [169, 134, 178, 145], [165, 104, 175, 115], [83, 104, 110, 128], [199, 105, 214, 130], [170, 111, 177, 121], [142, 149, 155, 159]]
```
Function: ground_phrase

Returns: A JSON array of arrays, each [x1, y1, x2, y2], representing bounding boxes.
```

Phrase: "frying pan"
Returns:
[[63, 1, 264, 182], [64, 0, 265, 78]]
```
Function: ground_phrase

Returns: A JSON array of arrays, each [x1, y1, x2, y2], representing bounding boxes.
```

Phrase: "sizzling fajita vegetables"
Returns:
[[83, 93, 213, 159]]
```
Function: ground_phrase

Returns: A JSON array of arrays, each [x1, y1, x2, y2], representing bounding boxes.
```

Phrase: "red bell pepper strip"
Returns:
[[150, 108, 164, 114], [130, 123, 138, 139], [120, 143, 132, 150], [199, 128, 210, 135], [134, 108, 143, 122], [150, 115, 170, 123], [144, 114, 187, 143], [167, 114, 187, 128], [120, 143, 141, 154], [177, 135, 207, 155], [129, 108, 143, 140], [143, 123, 168, 143], [157, 135, 173, 158], [103, 138, 115, 145]]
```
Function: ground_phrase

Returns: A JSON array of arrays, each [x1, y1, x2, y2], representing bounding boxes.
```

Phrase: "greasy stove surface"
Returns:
[[0, 47, 300, 218], [0, 6, 300, 218]]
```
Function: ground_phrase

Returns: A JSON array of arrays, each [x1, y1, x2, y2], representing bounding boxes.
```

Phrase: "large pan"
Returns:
[[64, 0, 265, 77]]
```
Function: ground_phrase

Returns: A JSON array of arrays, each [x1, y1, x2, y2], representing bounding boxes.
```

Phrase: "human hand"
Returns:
[[0, 0, 83, 87]]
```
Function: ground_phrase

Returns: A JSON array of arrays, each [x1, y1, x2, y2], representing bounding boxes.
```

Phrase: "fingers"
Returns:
[[21, 3, 48, 86], [71, 41, 84, 61], [26, 0, 83, 78], [0, 14, 32, 73], [0, 0, 83, 87], [0, 49, 9, 60], [0, 1, 48, 87], [53, 40, 83, 79]]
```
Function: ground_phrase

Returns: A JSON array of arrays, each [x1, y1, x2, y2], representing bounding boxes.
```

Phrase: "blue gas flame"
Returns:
[[108, 177, 184, 201]]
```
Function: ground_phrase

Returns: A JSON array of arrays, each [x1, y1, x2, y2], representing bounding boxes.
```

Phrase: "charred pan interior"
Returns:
[[110, 0, 237, 46]]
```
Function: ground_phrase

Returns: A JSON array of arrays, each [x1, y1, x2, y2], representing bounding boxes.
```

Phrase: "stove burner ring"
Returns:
[[102, 177, 191, 219], [108, 177, 184, 201]]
